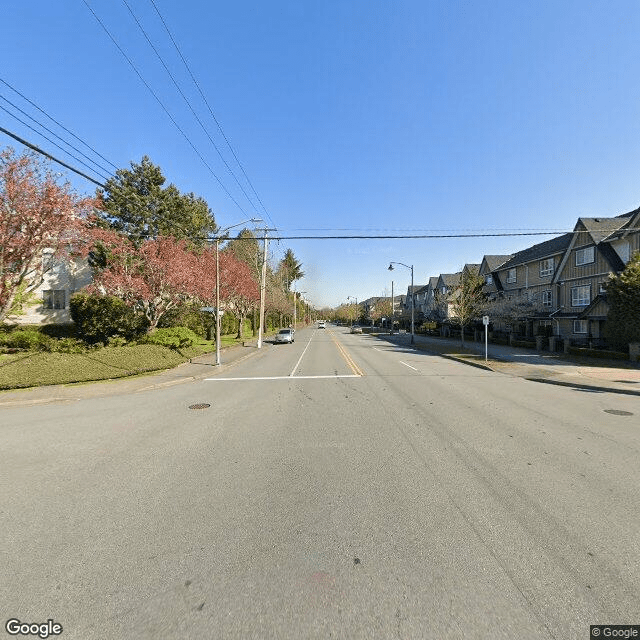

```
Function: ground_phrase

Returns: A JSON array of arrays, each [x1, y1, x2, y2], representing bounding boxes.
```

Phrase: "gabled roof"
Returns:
[[480, 255, 513, 272], [428, 276, 439, 290], [578, 217, 629, 244], [499, 234, 572, 269], [407, 285, 422, 294], [463, 263, 481, 275], [437, 272, 461, 288]]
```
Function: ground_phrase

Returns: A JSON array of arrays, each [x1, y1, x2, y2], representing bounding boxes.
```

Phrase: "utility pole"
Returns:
[[257, 228, 275, 349]]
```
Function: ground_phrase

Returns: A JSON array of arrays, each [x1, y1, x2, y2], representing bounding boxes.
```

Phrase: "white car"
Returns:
[[318, 320, 326, 329], [275, 328, 295, 344]]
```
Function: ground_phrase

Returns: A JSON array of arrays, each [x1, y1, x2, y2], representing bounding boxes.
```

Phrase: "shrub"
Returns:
[[70, 293, 148, 344], [1, 329, 53, 351], [157, 303, 207, 337], [50, 338, 87, 354], [139, 326, 199, 349]]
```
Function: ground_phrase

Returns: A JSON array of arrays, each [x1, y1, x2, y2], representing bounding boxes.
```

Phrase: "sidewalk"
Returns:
[[0, 341, 267, 407], [378, 332, 640, 397]]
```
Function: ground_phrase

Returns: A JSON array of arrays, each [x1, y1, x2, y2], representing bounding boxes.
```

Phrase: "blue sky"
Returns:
[[2, 1, 640, 308]]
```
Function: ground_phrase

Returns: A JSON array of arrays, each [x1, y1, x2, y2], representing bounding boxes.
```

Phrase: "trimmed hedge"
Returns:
[[139, 326, 199, 349], [568, 346, 629, 360]]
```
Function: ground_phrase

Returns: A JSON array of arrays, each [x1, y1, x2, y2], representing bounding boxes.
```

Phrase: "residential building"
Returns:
[[552, 208, 640, 343], [9, 250, 93, 325]]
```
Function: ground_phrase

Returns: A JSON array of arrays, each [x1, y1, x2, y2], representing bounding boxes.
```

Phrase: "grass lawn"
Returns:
[[0, 330, 280, 390]]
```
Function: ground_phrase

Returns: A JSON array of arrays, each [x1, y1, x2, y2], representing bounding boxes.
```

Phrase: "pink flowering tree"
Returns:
[[85, 228, 203, 332], [0, 147, 96, 322]]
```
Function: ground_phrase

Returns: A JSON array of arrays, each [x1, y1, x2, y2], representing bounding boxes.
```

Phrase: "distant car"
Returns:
[[318, 320, 326, 329], [350, 325, 363, 334], [275, 328, 295, 343]]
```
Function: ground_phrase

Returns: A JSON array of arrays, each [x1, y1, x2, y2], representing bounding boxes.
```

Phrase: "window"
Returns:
[[442, 286, 446, 294], [599, 282, 607, 294], [506, 268, 516, 283], [575, 246, 595, 266], [571, 285, 590, 307], [540, 258, 554, 277], [542, 290, 552, 307], [573, 320, 588, 334], [43, 290, 65, 310], [485, 275, 493, 285]]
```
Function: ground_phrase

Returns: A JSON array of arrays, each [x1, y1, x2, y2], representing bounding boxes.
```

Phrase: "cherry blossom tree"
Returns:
[[85, 228, 202, 332], [0, 147, 96, 322]]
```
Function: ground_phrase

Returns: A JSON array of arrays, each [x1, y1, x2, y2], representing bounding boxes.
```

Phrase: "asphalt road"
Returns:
[[2, 325, 639, 639]]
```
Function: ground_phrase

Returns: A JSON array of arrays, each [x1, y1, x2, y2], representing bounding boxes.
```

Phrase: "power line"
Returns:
[[147, 0, 277, 230], [0, 93, 115, 181], [82, 0, 251, 217], [0, 105, 111, 184], [0, 125, 106, 187], [121, 0, 261, 217], [206, 231, 576, 240], [0, 76, 119, 172]]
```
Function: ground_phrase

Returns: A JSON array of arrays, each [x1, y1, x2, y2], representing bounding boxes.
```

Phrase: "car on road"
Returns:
[[275, 328, 295, 343], [350, 325, 363, 334], [318, 320, 326, 329]]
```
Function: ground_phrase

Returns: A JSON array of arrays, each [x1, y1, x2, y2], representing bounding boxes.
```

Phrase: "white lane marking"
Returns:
[[399, 361, 419, 371], [290, 331, 315, 377], [205, 375, 361, 381]]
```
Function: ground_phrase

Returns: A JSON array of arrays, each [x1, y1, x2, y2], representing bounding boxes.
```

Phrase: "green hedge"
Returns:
[[139, 326, 199, 349], [568, 346, 629, 360]]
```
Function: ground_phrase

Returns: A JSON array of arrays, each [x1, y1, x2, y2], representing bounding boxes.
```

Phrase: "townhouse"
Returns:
[[551, 209, 640, 343]]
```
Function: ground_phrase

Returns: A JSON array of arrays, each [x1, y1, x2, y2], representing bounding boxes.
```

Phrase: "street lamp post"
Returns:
[[213, 218, 262, 366], [388, 262, 414, 344]]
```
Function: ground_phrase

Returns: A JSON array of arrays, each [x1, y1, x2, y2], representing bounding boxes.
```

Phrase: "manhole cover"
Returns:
[[604, 409, 634, 416], [189, 403, 211, 410]]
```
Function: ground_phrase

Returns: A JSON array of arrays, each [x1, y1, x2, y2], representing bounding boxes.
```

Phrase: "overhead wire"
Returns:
[[0, 125, 106, 187], [82, 0, 251, 218], [147, 0, 277, 231], [121, 0, 261, 218], [0, 77, 119, 172], [0, 93, 115, 181], [0, 104, 112, 184]]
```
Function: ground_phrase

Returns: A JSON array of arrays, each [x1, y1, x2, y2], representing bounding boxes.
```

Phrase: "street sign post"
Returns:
[[483, 316, 489, 361]]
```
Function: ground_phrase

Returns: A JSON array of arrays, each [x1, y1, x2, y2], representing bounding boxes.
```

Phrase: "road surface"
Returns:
[[2, 325, 639, 639]]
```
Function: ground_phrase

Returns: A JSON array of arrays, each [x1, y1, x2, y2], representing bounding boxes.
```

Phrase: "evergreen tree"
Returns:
[[604, 252, 640, 350], [97, 156, 215, 246]]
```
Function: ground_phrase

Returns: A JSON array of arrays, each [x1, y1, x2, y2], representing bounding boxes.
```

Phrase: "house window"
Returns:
[[573, 320, 588, 334], [485, 275, 493, 285], [575, 246, 595, 266], [506, 268, 516, 283], [599, 282, 607, 294], [43, 290, 65, 310], [542, 290, 552, 307], [540, 258, 554, 277], [571, 285, 590, 307], [441, 286, 446, 294]]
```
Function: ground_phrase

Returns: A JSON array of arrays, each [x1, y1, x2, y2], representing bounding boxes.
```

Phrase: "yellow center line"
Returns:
[[329, 330, 364, 376]]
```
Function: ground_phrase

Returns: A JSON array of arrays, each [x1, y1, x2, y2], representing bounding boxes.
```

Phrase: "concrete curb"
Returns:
[[523, 377, 640, 397], [376, 332, 640, 397]]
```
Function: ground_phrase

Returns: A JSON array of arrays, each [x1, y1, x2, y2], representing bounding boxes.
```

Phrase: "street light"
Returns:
[[347, 296, 358, 326], [388, 262, 414, 344], [213, 218, 262, 365]]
